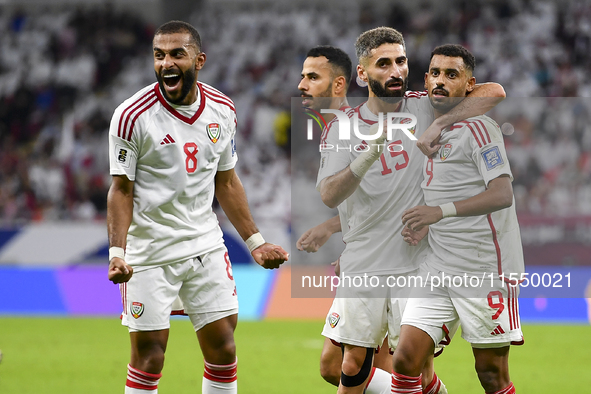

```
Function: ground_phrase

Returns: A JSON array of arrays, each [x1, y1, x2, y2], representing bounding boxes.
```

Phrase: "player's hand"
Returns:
[[297, 224, 333, 253], [331, 257, 341, 276], [401, 225, 429, 246], [252, 243, 289, 269], [108, 257, 133, 284], [401, 205, 443, 232], [417, 121, 443, 156]]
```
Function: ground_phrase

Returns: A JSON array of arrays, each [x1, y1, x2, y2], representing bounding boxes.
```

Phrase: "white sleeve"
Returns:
[[469, 118, 513, 185], [218, 112, 238, 171], [315, 118, 352, 190], [109, 104, 139, 181]]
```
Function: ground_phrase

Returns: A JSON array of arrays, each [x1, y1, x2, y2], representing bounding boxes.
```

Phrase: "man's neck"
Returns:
[[322, 97, 349, 123], [366, 94, 402, 115]]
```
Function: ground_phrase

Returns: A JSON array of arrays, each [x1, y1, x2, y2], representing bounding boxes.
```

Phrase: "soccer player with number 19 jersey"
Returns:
[[107, 21, 288, 394]]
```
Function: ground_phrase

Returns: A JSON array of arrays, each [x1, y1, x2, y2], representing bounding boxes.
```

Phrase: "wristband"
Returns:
[[109, 246, 125, 261], [439, 202, 457, 218], [349, 131, 387, 178], [245, 232, 265, 252]]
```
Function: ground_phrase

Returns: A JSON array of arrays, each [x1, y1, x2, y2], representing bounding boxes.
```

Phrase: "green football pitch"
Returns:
[[0, 318, 589, 393]]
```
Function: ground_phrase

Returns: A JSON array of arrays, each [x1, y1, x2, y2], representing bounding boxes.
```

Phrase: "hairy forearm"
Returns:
[[107, 184, 133, 249], [215, 173, 258, 241], [320, 167, 362, 209]]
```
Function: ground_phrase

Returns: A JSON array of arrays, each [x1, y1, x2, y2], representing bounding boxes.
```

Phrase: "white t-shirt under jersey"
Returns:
[[421, 115, 524, 278], [316, 94, 434, 276], [109, 82, 238, 271]]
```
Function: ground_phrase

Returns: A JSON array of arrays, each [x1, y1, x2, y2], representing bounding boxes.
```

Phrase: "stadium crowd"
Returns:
[[0, 0, 590, 226]]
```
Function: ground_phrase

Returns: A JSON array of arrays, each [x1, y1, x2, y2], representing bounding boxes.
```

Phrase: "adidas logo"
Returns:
[[491, 325, 505, 335], [160, 134, 176, 145]]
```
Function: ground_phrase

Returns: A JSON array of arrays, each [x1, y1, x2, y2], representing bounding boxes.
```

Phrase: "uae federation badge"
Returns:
[[329, 312, 340, 328], [207, 123, 220, 143], [131, 302, 144, 319], [440, 143, 452, 161]]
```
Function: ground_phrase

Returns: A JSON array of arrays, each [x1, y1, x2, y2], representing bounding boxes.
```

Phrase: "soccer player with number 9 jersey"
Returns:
[[107, 20, 288, 394]]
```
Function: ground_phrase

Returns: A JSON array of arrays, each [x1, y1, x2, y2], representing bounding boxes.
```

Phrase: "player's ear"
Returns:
[[333, 75, 346, 95], [196, 52, 206, 71], [466, 76, 476, 94], [424, 72, 429, 90], [357, 64, 368, 83]]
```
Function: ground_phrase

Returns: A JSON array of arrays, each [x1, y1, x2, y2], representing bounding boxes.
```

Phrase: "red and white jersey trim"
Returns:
[[452, 119, 492, 148]]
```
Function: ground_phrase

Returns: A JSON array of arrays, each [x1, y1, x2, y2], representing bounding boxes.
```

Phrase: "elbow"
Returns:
[[321, 192, 338, 209], [492, 84, 506, 100], [499, 192, 513, 210]]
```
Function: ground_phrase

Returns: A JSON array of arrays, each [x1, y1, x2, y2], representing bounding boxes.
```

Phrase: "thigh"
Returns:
[[321, 296, 388, 349], [180, 248, 238, 322]]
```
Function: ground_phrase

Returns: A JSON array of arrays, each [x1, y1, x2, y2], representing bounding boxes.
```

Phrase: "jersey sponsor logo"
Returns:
[[481, 146, 504, 170], [207, 123, 221, 143], [440, 143, 452, 161], [160, 133, 176, 145], [131, 302, 144, 319], [115, 144, 131, 169], [329, 312, 340, 328]]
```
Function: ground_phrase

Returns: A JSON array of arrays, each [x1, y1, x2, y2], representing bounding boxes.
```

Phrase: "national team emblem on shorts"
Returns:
[[329, 312, 340, 328], [440, 143, 452, 161], [401, 118, 416, 135], [131, 302, 144, 319], [207, 123, 221, 143]]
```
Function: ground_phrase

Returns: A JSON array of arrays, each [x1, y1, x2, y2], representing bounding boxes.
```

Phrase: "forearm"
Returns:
[[107, 185, 133, 249], [325, 215, 342, 234], [450, 176, 513, 217], [320, 167, 362, 209], [216, 173, 258, 241], [436, 83, 505, 129]]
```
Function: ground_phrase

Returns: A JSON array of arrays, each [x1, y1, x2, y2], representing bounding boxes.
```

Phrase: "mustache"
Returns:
[[431, 87, 449, 96], [385, 77, 404, 87]]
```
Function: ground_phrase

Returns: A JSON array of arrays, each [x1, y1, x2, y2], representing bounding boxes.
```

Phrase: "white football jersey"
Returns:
[[316, 95, 434, 276], [109, 82, 238, 271], [421, 115, 524, 278]]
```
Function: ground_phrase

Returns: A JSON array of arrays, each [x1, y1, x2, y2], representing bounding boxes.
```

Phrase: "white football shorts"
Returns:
[[401, 264, 524, 348], [120, 247, 238, 332], [321, 272, 420, 349]]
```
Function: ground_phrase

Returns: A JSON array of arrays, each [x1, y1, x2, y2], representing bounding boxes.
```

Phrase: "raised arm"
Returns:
[[107, 175, 134, 284], [401, 175, 513, 231], [417, 82, 506, 156], [215, 168, 288, 269]]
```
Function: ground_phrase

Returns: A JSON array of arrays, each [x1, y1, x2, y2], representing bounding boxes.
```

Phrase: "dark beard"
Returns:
[[303, 83, 333, 111], [156, 67, 197, 104], [368, 76, 408, 104]]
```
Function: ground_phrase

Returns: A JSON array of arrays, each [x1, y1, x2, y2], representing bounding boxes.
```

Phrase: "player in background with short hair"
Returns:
[[297, 45, 395, 394], [107, 20, 288, 394], [317, 27, 506, 394], [394, 44, 523, 394]]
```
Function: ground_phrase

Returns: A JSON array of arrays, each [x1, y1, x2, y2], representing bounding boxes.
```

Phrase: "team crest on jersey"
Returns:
[[329, 312, 340, 328], [401, 118, 416, 135], [440, 143, 452, 161], [131, 302, 144, 319], [207, 123, 221, 143], [481, 146, 504, 170]]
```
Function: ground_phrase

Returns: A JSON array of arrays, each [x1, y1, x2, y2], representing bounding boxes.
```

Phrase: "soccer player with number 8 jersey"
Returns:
[[107, 20, 288, 394]]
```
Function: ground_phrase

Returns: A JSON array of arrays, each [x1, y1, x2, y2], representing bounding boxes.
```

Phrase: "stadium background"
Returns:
[[0, 0, 590, 392]]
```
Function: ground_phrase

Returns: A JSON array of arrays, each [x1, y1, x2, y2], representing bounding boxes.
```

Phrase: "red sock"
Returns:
[[203, 359, 237, 393], [391, 371, 422, 394], [423, 372, 442, 394], [126, 364, 162, 391], [487, 382, 516, 394]]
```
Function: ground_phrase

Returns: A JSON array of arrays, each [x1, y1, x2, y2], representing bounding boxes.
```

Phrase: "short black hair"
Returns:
[[430, 44, 475, 73], [306, 45, 352, 87], [154, 20, 202, 51]]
